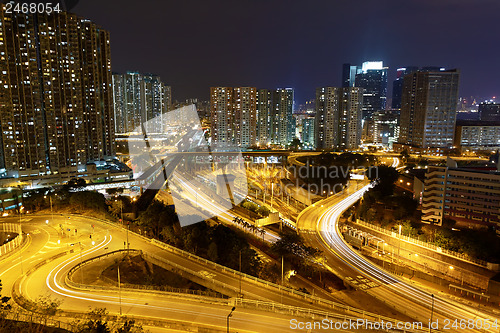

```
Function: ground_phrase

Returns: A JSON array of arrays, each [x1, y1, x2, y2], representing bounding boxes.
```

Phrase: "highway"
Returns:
[[297, 180, 498, 333], [3, 214, 416, 333], [1, 216, 313, 332]]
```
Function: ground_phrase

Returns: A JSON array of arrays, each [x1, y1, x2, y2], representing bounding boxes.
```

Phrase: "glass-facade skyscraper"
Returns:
[[354, 61, 388, 120], [342, 62, 388, 120]]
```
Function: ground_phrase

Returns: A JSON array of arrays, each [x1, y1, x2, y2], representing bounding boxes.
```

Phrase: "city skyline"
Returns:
[[70, 0, 500, 104]]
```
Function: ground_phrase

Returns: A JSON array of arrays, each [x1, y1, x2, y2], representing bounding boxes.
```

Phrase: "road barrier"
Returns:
[[355, 219, 488, 267], [65, 249, 229, 301], [0, 222, 23, 257], [52, 213, 429, 331]]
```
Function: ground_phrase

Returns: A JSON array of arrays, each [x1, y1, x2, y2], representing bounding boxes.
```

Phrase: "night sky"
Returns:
[[72, 0, 500, 104]]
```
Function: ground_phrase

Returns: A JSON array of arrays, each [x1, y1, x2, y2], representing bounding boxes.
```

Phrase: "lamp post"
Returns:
[[281, 256, 284, 304], [239, 250, 242, 297], [226, 306, 235, 333], [79, 242, 84, 283], [270, 183, 274, 210], [19, 205, 24, 275], [398, 224, 402, 263], [118, 266, 122, 316], [429, 294, 435, 333]]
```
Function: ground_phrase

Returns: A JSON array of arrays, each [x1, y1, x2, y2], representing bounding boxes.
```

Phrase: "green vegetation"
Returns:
[[288, 138, 302, 151], [137, 201, 262, 276], [271, 231, 321, 275], [400, 221, 500, 263], [0, 280, 11, 312], [23, 187, 109, 218], [240, 200, 270, 217], [73, 308, 144, 333], [356, 165, 500, 262], [357, 165, 417, 225], [292, 153, 378, 194]]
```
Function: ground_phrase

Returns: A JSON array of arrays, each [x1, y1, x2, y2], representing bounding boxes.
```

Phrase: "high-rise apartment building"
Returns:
[[210, 87, 257, 148], [315, 87, 363, 150], [315, 87, 340, 149], [210, 87, 293, 148], [399, 69, 459, 148], [339, 88, 363, 149], [301, 117, 315, 149], [210, 87, 234, 146], [112, 72, 171, 134], [271, 88, 294, 146], [0, 8, 114, 178], [256, 89, 272, 146], [233, 87, 257, 147]]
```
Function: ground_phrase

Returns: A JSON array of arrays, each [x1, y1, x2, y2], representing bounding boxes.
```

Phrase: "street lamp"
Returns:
[[429, 294, 435, 333], [398, 224, 402, 262], [19, 205, 24, 274], [44, 193, 55, 229], [227, 306, 235, 333]]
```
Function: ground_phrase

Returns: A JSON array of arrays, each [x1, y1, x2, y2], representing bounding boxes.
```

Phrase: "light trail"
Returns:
[[172, 173, 280, 242], [315, 184, 497, 333]]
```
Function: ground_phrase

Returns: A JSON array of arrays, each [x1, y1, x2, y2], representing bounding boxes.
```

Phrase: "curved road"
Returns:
[[297, 180, 498, 333]]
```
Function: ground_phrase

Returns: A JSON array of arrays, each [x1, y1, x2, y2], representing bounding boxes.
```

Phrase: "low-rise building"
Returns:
[[421, 159, 500, 229], [454, 120, 500, 152]]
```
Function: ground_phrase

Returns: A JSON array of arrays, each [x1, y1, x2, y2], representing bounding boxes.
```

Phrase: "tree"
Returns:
[[69, 191, 107, 212], [400, 149, 410, 161], [117, 319, 144, 333], [257, 205, 270, 217], [65, 177, 87, 190], [75, 308, 111, 333], [207, 242, 218, 262], [138, 200, 180, 238], [369, 165, 399, 197], [289, 138, 302, 151], [0, 280, 11, 312]]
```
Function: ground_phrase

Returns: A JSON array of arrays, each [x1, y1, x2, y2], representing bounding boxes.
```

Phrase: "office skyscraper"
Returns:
[[315, 87, 363, 150], [0, 9, 114, 178], [342, 64, 358, 88], [392, 67, 419, 109], [354, 61, 388, 120], [112, 72, 171, 134], [392, 67, 445, 110], [399, 69, 460, 148]]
